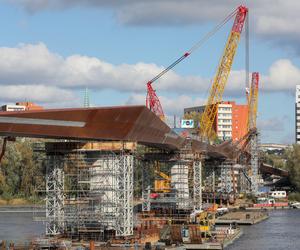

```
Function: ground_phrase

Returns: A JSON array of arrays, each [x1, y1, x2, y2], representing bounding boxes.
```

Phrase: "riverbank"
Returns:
[[0, 198, 44, 206]]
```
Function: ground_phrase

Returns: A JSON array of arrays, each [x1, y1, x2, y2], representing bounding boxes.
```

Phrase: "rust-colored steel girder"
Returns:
[[0, 105, 248, 161], [0, 106, 185, 150]]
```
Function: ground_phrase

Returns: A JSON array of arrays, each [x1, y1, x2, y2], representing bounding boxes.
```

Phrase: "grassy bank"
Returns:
[[0, 197, 44, 206]]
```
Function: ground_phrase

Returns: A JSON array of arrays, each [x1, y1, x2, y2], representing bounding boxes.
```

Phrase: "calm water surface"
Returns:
[[0, 207, 299, 249], [0, 207, 44, 243], [227, 209, 300, 250]]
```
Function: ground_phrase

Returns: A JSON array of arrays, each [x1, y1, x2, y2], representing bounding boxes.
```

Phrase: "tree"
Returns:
[[0, 139, 45, 199], [286, 144, 300, 191]]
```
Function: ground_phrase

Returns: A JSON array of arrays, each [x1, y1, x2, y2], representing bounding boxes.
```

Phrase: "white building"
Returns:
[[217, 103, 233, 140], [296, 85, 300, 144], [1, 104, 26, 112]]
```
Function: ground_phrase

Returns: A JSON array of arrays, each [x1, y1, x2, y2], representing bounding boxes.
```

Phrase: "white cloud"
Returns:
[[8, 0, 300, 49], [257, 115, 294, 144], [0, 43, 209, 93], [263, 59, 300, 92], [0, 85, 75, 103], [0, 43, 298, 100]]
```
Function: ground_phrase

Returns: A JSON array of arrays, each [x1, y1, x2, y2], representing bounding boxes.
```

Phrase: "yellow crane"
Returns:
[[247, 72, 259, 130], [154, 164, 171, 193], [199, 6, 248, 141], [247, 72, 260, 193]]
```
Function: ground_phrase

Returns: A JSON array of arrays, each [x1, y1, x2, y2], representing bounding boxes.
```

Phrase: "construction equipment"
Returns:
[[146, 82, 166, 121], [247, 72, 259, 130], [248, 72, 260, 193], [146, 6, 247, 121], [199, 6, 248, 141], [154, 166, 171, 193]]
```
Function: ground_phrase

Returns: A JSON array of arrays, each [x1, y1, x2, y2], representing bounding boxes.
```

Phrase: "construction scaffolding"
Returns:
[[193, 161, 202, 211], [45, 155, 65, 235], [43, 142, 134, 240], [250, 132, 259, 193], [140, 144, 203, 225]]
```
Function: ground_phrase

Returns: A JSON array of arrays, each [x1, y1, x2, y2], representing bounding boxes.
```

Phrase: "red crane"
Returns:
[[145, 6, 244, 121], [146, 52, 190, 120]]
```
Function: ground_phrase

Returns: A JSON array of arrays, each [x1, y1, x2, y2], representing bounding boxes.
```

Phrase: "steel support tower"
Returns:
[[250, 133, 259, 193], [45, 155, 65, 236], [142, 161, 151, 212], [220, 164, 233, 194], [193, 160, 202, 211], [116, 153, 134, 236], [43, 142, 134, 239]]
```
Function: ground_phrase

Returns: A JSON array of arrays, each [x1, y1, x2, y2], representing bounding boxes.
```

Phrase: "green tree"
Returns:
[[0, 139, 45, 199], [286, 144, 300, 191]]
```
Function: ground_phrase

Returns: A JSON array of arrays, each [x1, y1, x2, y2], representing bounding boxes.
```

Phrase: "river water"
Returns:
[[0, 207, 44, 243], [0, 208, 300, 249], [227, 209, 300, 250]]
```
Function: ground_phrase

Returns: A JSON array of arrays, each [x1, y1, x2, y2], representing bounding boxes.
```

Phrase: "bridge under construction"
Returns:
[[0, 105, 262, 242], [0, 4, 287, 247]]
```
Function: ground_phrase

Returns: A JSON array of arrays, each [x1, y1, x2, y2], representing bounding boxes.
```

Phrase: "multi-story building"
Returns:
[[184, 101, 248, 142], [16, 102, 43, 111], [1, 104, 26, 112], [1, 102, 43, 112], [296, 85, 300, 144]]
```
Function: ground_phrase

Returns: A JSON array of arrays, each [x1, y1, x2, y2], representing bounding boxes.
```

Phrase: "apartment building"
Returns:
[[1, 102, 43, 112], [184, 101, 248, 141]]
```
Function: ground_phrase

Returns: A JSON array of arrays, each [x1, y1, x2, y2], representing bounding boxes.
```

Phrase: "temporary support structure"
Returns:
[[142, 161, 151, 212], [250, 134, 259, 193], [193, 161, 202, 211], [171, 161, 190, 209], [43, 142, 134, 239], [45, 155, 65, 235], [220, 164, 234, 194]]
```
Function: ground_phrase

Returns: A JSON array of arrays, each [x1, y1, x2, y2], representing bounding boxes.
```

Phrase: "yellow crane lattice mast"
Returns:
[[199, 5, 248, 140], [247, 72, 259, 130]]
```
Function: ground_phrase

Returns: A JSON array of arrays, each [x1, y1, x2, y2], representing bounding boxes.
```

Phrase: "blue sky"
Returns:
[[0, 0, 298, 144]]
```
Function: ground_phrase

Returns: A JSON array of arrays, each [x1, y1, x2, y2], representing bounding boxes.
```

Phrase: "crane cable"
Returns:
[[148, 7, 238, 85]]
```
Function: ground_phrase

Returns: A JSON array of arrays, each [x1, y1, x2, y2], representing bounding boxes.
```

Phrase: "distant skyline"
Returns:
[[0, 0, 298, 144]]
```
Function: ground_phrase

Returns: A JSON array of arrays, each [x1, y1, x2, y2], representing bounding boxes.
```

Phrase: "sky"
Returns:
[[0, 0, 298, 144]]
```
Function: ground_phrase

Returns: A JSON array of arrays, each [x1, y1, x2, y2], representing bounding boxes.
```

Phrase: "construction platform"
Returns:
[[164, 227, 242, 250], [215, 210, 269, 225]]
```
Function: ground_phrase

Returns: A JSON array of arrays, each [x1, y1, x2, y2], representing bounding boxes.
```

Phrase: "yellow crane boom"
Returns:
[[199, 6, 248, 140], [247, 72, 259, 130]]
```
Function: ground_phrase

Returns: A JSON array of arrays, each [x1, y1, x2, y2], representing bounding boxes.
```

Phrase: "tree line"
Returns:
[[0, 138, 299, 201]]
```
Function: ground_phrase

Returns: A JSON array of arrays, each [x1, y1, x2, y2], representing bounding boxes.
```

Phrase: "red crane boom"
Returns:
[[145, 7, 239, 120]]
